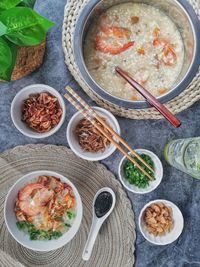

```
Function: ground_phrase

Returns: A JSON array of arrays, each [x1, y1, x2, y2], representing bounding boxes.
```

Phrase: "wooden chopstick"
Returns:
[[64, 93, 154, 181], [65, 85, 154, 174], [115, 66, 181, 128]]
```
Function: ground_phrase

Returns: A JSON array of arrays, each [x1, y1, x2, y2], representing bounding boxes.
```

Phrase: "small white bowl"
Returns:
[[4, 170, 83, 251], [118, 149, 163, 194], [67, 107, 120, 161], [139, 199, 184, 245], [11, 84, 66, 138]]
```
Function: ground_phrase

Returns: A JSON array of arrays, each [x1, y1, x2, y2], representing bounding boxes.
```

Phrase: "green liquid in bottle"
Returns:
[[164, 137, 200, 179]]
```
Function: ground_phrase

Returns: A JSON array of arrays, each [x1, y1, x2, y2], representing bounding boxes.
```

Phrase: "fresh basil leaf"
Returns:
[[0, 37, 17, 81], [0, 21, 7, 36], [0, 7, 54, 46], [0, 0, 22, 12], [19, 0, 36, 8]]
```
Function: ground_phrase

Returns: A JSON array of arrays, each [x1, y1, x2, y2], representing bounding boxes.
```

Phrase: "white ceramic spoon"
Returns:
[[82, 187, 116, 261]]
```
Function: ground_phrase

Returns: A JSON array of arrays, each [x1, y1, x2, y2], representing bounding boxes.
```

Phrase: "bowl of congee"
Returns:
[[73, 0, 200, 109]]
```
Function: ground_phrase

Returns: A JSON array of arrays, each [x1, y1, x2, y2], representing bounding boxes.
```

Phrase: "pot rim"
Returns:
[[73, 0, 200, 109]]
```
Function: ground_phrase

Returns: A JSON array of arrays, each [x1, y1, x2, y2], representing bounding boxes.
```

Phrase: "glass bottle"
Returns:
[[164, 137, 200, 179]]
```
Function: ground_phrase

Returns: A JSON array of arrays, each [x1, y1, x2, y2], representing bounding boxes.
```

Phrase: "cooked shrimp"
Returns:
[[18, 183, 53, 216], [63, 183, 73, 196], [162, 45, 177, 66], [153, 38, 177, 66], [37, 175, 49, 185], [19, 200, 43, 216], [15, 176, 77, 238], [19, 183, 53, 204], [48, 176, 64, 192], [18, 183, 45, 201], [95, 26, 134, 55], [37, 176, 64, 192], [32, 187, 54, 206]]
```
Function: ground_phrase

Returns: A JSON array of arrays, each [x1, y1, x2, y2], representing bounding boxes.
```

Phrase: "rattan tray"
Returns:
[[62, 0, 200, 119], [0, 144, 135, 267]]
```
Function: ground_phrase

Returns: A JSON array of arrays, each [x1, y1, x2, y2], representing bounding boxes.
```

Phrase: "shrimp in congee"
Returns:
[[84, 3, 184, 101], [15, 176, 76, 240]]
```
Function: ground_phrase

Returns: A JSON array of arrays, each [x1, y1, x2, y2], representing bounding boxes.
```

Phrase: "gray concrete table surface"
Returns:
[[0, 1, 200, 267]]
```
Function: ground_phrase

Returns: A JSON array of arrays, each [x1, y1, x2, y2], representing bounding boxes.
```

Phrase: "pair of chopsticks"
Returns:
[[115, 67, 181, 128], [64, 86, 154, 181]]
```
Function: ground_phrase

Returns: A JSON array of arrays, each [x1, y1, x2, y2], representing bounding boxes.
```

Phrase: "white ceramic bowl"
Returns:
[[4, 170, 83, 251], [11, 84, 66, 138], [118, 149, 163, 194], [67, 107, 120, 161], [139, 199, 184, 245]]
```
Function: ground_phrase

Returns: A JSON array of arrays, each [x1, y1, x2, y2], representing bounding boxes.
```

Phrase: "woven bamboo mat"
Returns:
[[0, 144, 135, 267], [62, 0, 200, 119]]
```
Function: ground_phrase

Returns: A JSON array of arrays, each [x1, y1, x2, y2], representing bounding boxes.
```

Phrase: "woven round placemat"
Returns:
[[62, 0, 200, 119], [0, 144, 135, 267]]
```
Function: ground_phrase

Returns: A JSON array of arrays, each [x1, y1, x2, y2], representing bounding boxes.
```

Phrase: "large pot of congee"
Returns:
[[73, 0, 200, 109]]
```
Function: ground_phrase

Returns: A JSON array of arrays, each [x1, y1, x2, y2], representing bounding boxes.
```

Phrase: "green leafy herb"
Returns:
[[64, 223, 71, 228], [16, 220, 31, 230], [123, 153, 155, 188], [16, 221, 63, 240], [67, 211, 75, 220], [0, 0, 22, 12], [0, 36, 17, 80], [19, 0, 36, 8], [50, 231, 63, 239], [0, 3, 54, 80], [0, 21, 7, 36], [0, 7, 54, 46]]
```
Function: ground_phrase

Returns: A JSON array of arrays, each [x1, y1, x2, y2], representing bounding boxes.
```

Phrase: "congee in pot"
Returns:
[[84, 3, 184, 101]]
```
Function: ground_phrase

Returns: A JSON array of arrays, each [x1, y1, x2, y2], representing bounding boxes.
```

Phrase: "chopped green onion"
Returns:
[[16, 221, 63, 240], [123, 153, 155, 188], [67, 211, 75, 220]]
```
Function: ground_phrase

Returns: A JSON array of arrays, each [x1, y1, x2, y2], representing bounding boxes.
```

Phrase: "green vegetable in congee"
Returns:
[[123, 154, 155, 188], [16, 221, 63, 240]]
